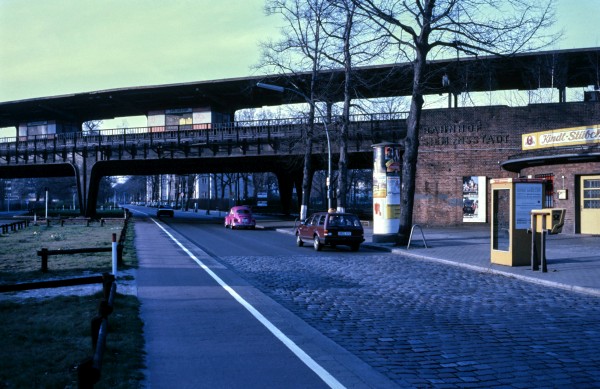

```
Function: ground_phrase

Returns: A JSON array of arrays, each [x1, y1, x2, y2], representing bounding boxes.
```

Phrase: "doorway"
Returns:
[[580, 175, 600, 234]]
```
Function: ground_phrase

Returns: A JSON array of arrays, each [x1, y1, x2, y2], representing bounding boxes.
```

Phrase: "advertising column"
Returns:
[[372, 143, 402, 243]]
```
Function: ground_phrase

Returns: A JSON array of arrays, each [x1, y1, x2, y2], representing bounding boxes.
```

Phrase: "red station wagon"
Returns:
[[295, 212, 364, 251]]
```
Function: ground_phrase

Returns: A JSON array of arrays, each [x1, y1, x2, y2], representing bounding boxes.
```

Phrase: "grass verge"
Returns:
[[0, 222, 126, 285], [0, 219, 144, 388], [0, 293, 144, 388]]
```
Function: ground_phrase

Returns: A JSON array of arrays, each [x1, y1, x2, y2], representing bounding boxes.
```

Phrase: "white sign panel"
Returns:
[[515, 183, 543, 229]]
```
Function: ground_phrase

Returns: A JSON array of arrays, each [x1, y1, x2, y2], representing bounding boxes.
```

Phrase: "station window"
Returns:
[[583, 179, 600, 209], [534, 173, 554, 208]]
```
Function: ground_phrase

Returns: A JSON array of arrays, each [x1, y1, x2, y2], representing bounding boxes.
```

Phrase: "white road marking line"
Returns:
[[150, 218, 345, 389]]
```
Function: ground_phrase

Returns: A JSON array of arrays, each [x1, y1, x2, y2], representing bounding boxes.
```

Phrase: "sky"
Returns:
[[0, 0, 281, 102], [0, 0, 599, 104]]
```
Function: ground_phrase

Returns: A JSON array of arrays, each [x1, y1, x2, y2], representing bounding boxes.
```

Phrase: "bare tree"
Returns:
[[258, 0, 338, 219], [113, 176, 147, 204], [149, 175, 160, 204], [355, 0, 558, 243], [235, 108, 259, 123], [354, 96, 410, 117], [347, 168, 372, 209], [252, 172, 269, 199], [82, 120, 103, 134], [320, 0, 388, 212], [219, 173, 235, 200]]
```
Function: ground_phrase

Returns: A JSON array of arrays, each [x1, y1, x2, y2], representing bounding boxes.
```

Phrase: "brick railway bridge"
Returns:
[[1, 47, 599, 218]]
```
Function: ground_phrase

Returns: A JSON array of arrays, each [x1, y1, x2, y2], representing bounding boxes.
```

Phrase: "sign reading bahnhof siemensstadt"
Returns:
[[522, 124, 600, 150]]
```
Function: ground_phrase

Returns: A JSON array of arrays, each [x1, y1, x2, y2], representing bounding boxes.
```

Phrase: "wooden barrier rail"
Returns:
[[77, 273, 117, 389], [60, 218, 92, 227], [45, 218, 91, 227], [37, 246, 122, 273], [99, 217, 127, 227], [36, 213, 129, 273], [0, 275, 104, 293], [0, 220, 30, 234]]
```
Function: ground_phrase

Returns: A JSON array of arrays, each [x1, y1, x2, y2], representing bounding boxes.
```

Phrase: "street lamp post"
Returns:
[[256, 82, 333, 216]]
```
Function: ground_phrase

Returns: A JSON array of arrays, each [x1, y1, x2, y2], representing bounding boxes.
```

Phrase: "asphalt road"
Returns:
[[132, 207, 600, 388], [166, 217, 302, 258]]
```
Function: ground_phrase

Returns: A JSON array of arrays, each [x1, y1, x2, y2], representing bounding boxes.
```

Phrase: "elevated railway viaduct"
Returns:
[[1, 47, 599, 231], [0, 118, 405, 215]]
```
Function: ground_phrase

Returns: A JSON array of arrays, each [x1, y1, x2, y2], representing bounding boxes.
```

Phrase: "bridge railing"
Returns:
[[0, 112, 408, 150]]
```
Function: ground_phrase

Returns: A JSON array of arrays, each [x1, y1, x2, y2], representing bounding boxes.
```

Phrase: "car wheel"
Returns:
[[296, 234, 304, 247], [313, 235, 322, 251], [350, 243, 360, 252]]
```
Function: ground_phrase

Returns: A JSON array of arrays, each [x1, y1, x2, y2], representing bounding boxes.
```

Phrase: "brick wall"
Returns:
[[413, 102, 600, 232], [521, 163, 600, 234]]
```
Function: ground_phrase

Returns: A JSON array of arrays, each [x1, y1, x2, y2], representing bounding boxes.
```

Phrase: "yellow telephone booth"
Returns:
[[490, 178, 545, 266]]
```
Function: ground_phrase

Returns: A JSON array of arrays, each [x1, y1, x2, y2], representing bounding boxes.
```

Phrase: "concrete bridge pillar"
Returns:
[[71, 149, 98, 217]]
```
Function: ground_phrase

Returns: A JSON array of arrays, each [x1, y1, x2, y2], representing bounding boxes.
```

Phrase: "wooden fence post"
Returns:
[[102, 273, 115, 300], [40, 248, 48, 273]]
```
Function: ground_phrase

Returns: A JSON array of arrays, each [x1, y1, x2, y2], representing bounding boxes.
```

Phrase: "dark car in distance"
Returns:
[[295, 211, 364, 251], [156, 205, 174, 218]]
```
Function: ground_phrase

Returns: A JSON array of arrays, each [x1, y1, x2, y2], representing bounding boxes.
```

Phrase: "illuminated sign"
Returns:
[[522, 124, 600, 150]]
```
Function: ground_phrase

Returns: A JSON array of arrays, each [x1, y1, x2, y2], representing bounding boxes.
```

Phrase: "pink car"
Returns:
[[224, 206, 256, 229]]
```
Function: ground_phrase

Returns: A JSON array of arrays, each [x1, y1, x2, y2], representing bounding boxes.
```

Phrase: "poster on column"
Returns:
[[462, 176, 487, 223], [372, 146, 386, 225], [373, 173, 387, 198], [385, 146, 401, 218], [386, 176, 401, 218], [372, 143, 402, 235]]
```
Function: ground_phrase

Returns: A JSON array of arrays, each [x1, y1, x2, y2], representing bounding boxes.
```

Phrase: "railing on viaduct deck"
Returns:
[[0, 113, 408, 163]]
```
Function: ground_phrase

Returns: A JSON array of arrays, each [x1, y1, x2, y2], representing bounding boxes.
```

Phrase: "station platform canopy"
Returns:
[[0, 47, 598, 128]]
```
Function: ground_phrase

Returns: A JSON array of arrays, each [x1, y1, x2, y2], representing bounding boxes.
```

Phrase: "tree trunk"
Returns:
[[337, 4, 354, 213], [300, 123, 314, 220], [337, 119, 348, 213], [186, 175, 194, 211], [397, 48, 427, 245]]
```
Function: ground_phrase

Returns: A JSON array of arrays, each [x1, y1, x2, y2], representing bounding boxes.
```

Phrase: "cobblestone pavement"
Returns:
[[216, 252, 600, 388]]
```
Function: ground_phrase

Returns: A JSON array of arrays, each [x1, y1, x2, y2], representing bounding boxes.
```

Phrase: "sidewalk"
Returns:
[[381, 226, 600, 297], [135, 217, 396, 388], [266, 220, 600, 297]]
